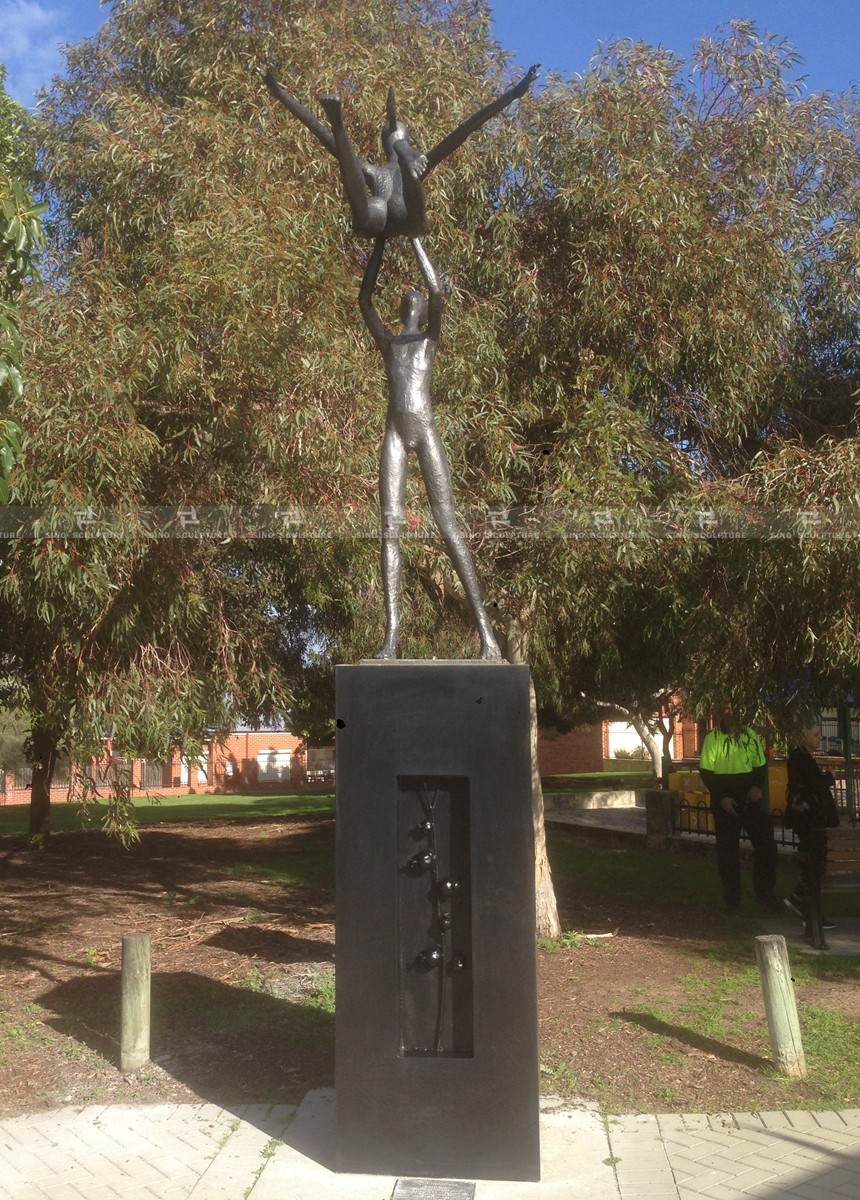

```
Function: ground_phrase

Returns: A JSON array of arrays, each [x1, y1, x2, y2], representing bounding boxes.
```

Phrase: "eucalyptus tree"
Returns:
[[7, 4, 858, 874], [464, 21, 860, 739], [1, 63, 43, 500], [2, 0, 541, 854]]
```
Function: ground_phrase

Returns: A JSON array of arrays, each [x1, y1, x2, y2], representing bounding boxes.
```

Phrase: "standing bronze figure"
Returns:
[[360, 236, 502, 660], [264, 64, 538, 657]]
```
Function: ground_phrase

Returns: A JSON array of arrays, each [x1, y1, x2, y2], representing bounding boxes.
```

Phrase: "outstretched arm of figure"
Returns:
[[262, 66, 337, 157], [359, 236, 391, 355], [421, 64, 540, 176], [410, 239, 442, 344]]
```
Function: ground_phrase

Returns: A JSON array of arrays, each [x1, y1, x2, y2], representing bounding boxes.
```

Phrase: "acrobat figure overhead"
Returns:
[[360, 236, 502, 661], [262, 64, 538, 239]]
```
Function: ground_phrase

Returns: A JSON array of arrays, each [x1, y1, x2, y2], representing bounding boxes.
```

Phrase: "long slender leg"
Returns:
[[377, 426, 408, 658], [262, 69, 337, 155], [417, 430, 502, 660], [393, 138, 429, 236], [318, 95, 386, 236]]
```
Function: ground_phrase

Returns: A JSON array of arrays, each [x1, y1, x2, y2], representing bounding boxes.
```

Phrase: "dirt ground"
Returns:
[[0, 814, 857, 1117]]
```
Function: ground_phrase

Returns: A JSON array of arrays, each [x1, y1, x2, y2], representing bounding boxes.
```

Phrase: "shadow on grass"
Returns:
[[37, 970, 334, 1123], [612, 1009, 770, 1071], [206, 925, 334, 963], [0, 819, 335, 935]]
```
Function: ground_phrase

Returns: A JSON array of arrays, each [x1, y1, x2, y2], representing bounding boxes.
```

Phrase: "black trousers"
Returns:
[[792, 827, 828, 904], [712, 800, 777, 906]]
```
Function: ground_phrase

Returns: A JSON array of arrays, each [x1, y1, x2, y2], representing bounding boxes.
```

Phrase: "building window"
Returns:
[[257, 748, 291, 783], [306, 747, 335, 782], [180, 756, 208, 786]]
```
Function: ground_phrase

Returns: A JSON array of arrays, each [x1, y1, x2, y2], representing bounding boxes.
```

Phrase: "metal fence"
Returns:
[[86, 757, 133, 789], [139, 760, 165, 789], [7, 762, 72, 790], [673, 797, 800, 846], [828, 763, 859, 822], [673, 780, 857, 843]]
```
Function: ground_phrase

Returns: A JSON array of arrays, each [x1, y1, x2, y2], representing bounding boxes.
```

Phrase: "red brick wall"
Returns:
[[0, 731, 311, 804], [680, 719, 700, 760], [214, 731, 306, 789], [537, 726, 604, 776]]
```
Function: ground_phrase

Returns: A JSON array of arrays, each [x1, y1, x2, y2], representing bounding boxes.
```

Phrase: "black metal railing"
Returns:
[[139, 760, 165, 789], [672, 797, 800, 847]]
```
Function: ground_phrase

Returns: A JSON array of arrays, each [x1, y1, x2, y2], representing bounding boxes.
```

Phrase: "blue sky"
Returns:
[[1, 0, 858, 108]]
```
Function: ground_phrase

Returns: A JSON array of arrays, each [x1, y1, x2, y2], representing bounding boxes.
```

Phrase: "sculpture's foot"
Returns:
[[317, 93, 343, 120], [392, 139, 428, 181], [374, 635, 400, 660], [480, 635, 504, 662]]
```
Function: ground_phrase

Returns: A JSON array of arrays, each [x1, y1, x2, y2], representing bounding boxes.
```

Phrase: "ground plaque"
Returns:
[[392, 1180, 476, 1199], [335, 661, 540, 1181]]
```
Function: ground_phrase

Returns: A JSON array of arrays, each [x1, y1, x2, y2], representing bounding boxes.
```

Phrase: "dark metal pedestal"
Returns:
[[334, 661, 540, 1182]]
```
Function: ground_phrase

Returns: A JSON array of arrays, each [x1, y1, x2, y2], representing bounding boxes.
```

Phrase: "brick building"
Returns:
[[537, 712, 706, 776], [1, 710, 713, 805], [0, 726, 336, 806]]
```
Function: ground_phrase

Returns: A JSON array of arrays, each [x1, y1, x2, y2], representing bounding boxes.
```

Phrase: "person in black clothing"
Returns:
[[784, 723, 840, 931]]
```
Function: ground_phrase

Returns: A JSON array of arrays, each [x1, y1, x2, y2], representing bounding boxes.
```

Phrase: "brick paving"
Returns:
[[1, 1092, 858, 1199]]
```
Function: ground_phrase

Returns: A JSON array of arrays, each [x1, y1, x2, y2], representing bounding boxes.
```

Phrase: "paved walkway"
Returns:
[[2, 1091, 859, 1199]]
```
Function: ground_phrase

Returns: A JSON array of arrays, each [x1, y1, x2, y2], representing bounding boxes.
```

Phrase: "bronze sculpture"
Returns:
[[263, 64, 538, 657], [360, 236, 503, 660], [263, 65, 538, 241]]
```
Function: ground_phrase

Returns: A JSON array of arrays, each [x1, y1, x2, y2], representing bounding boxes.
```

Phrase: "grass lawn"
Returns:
[[543, 830, 860, 1109], [1, 792, 858, 1112], [0, 789, 335, 838]]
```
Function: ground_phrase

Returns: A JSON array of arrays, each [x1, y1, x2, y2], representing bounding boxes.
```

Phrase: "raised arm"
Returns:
[[410, 238, 442, 343], [422, 64, 539, 176], [359, 236, 391, 355], [262, 66, 337, 157]]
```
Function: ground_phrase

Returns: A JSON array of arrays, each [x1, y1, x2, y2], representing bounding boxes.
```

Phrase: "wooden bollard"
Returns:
[[121, 933, 151, 1072], [755, 934, 807, 1078]]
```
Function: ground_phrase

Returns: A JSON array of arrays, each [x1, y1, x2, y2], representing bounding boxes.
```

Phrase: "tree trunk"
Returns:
[[630, 714, 662, 780], [506, 620, 561, 940], [28, 725, 57, 846], [528, 671, 561, 939]]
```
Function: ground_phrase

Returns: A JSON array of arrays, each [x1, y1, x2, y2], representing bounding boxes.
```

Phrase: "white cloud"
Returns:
[[0, 1, 75, 108]]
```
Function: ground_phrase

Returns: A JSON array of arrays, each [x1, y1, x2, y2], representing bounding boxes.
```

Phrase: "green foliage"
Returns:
[[0, 999, 51, 1066], [0, 0, 521, 836], [2, 3, 859, 847], [0, 705, 28, 772], [536, 928, 583, 952], [491, 21, 860, 732], [800, 1006, 860, 1105], [305, 970, 336, 1014], [0, 63, 44, 501], [0, 63, 35, 182]]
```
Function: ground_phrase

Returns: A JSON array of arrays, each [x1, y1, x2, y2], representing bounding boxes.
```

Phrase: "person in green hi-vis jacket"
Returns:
[[699, 704, 778, 913]]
